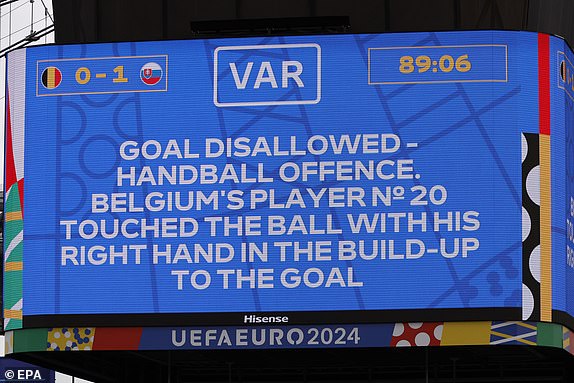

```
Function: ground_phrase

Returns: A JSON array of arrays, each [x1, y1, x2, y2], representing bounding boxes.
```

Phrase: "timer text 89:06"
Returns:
[[399, 54, 471, 74]]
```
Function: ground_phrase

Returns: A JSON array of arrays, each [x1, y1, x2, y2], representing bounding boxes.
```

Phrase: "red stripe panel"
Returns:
[[17, 178, 24, 214], [92, 327, 143, 350], [4, 93, 18, 190], [538, 33, 550, 135]]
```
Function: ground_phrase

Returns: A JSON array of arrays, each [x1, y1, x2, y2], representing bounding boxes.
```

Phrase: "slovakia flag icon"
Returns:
[[140, 62, 163, 85]]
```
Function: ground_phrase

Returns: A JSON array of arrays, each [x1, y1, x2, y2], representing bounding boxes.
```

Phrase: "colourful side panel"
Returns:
[[538, 33, 552, 322], [13, 328, 48, 353], [4, 49, 26, 331], [92, 328, 142, 350], [4, 183, 23, 331], [490, 321, 537, 346], [47, 328, 95, 351]]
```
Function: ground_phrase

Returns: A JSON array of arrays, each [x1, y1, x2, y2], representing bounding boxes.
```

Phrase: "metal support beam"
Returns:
[[0, 24, 54, 57], [0, 0, 19, 8]]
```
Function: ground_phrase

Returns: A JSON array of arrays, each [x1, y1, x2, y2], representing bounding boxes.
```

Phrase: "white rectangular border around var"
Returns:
[[213, 43, 321, 107]]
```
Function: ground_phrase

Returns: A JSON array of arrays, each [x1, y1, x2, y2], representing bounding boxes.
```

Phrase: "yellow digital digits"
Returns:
[[399, 54, 471, 74], [75, 65, 129, 84], [75, 67, 91, 84], [112, 65, 128, 83]]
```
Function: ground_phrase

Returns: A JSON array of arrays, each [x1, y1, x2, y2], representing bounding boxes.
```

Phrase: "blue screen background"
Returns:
[[18, 31, 547, 316]]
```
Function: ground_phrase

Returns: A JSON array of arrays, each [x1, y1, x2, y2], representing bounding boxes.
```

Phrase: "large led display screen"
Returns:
[[4, 30, 573, 330]]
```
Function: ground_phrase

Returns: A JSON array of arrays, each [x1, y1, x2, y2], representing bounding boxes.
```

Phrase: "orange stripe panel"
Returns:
[[540, 135, 552, 322], [5, 211, 22, 221], [4, 310, 22, 319], [5, 262, 22, 271]]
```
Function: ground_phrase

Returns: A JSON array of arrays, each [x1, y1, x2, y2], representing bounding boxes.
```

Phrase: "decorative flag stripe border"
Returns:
[[4, 48, 26, 332], [540, 134, 552, 322], [489, 321, 537, 346], [522, 133, 541, 321], [538, 33, 552, 322], [7, 48, 26, 188], [4, 321, 574, 354], [539, 33, 551, 135]]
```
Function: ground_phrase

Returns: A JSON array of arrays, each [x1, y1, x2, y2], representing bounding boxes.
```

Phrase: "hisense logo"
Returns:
[[244, 314, 289, 324]]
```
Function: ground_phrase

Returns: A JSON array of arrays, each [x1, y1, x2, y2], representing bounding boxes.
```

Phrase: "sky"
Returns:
[[1, 1, 92, 382]]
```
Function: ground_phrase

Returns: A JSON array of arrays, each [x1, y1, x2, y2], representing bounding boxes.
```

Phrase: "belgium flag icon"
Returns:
[[41, 66, 62, 89]]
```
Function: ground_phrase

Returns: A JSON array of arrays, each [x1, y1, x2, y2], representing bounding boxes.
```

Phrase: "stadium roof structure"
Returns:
[[53, 0, 574, 46]]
